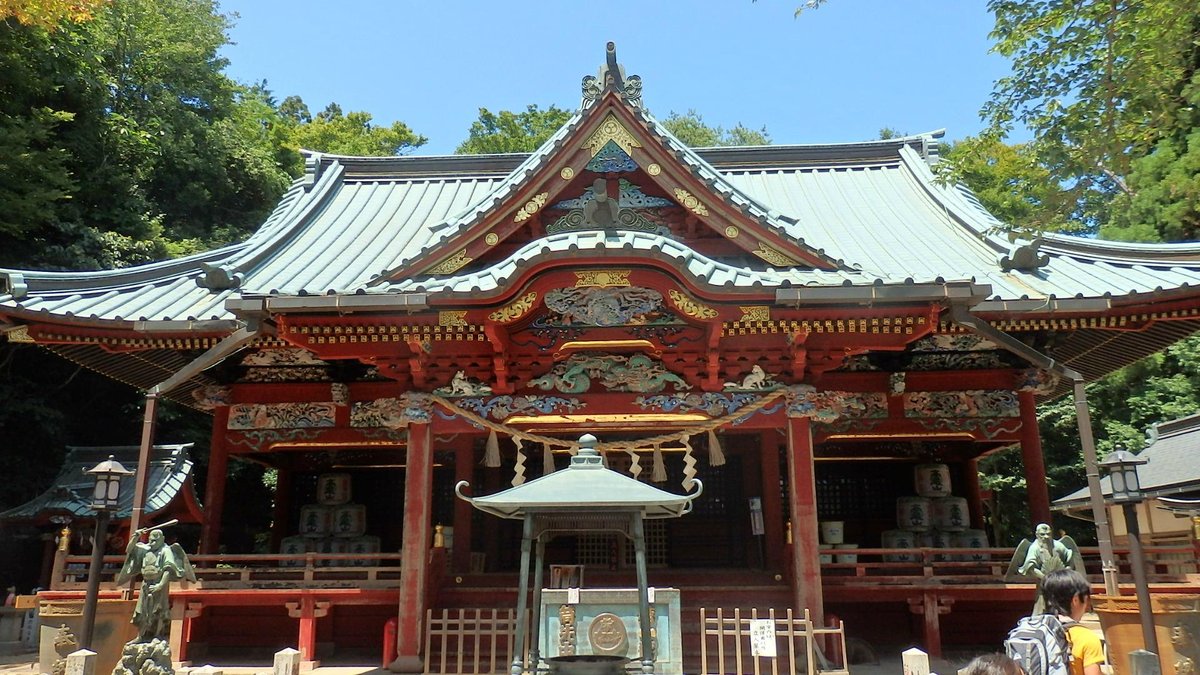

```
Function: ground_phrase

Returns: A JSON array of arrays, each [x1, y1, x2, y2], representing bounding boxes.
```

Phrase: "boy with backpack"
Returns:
[[1005, 568, 1104, 675]]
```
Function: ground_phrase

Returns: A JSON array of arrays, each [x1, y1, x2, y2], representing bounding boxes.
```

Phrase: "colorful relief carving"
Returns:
[[514, 192, 549, 223], [785, 386, 887, 422], [722, 365, 782, 391], [1018, 368, 1061, 395], [911, 334, 998, 352], [584, 113, 642, 157], [488, 292, 538, 324], [351, 394, 432, 428], [889, 372, 906, 395], [903, 390, 1020, 418], [330, 382, 349, 406], [672, 188, 709, 217], [191, 385, 230, 411], [241, 366, 330, 383], [528, 353, 691, 393], [228, 403, 337, 430], [434, 371, 493, 397], [908, 352, 1005, 371], [635, 392, 765, 417], [586, 140, 638, 173], [240, 349, 328, 366], [552, 180, 674, 210], [446, 395, 586, 421], [667, 289, 718, 320], [544, 286, 663, 326], [914, 417, 1024, 440], [547, 208, 664, 234], [227, 428, 322, 452]]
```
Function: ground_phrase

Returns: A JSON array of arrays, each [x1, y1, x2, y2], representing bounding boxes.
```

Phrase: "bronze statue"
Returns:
[[115, 526, 195, 642], [1005, 523, 1085, 614]]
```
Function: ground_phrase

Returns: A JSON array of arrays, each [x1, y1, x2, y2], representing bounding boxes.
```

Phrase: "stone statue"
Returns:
[[115, 527, 195, 643], [1005, 523, 1085, 614]]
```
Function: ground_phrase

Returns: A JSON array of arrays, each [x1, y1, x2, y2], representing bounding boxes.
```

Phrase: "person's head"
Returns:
[[1041, 568, 1091, 619], [148, 530, 165, 549], [1035, 523, 1053, 543], [962, 653, 1025, 675]]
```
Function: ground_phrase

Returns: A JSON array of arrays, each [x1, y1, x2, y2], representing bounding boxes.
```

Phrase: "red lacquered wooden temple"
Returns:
[[4, 44, 1200, 670]]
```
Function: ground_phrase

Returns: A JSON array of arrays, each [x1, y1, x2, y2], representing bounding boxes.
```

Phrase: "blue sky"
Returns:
[[218, 1, 1017, 155]]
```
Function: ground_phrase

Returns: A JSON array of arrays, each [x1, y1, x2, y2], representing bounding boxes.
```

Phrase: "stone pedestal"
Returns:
[[538, 588, 681, 675], [112, 638, 174, 675], [38, 598, 138, 675]]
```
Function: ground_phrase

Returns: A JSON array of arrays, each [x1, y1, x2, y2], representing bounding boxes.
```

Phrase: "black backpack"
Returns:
[[1003, 614, 1075, 675]]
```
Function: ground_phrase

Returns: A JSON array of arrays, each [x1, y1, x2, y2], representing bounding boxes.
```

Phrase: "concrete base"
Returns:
[[38, 598, 138, 675], [384, 655, 423, 674]]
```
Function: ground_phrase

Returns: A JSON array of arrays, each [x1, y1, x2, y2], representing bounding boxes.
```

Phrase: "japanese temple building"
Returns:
[[5, 44, 1200, 669]]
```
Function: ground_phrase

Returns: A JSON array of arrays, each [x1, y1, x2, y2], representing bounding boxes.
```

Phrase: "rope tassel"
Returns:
[[652, 444, 667, 483], [483, 428, 501, 468], [707, 429, 726, 466]]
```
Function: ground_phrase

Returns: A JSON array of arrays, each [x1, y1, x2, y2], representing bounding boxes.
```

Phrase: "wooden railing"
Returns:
[[422, 608, 524, 675], [699, 607, 849, 675], [54, 552, 406, 590]]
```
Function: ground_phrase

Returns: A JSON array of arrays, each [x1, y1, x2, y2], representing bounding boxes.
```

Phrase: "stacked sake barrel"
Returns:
[[883, 464, 988, 562], [279, 473, 380, 566]]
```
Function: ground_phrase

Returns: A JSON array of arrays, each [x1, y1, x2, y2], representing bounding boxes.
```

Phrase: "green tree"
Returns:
[[660, 110, 770, 147], [283, 100, 427, 157], [456, 104, 572, 154]]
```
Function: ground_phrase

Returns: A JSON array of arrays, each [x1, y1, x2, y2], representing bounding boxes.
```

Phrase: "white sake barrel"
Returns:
[[819, 520, 845, 545], [299, 504, 333, 537], [914, 463, 952, 497], [818, 544, 834, 565], [316, 473, 352, 505], [332, 503, 367, 537], [921, 529, 952, 562], [345, 535, 381, 567], [834, 544, 858, 564], [316, 537, 348, 566], [881, 529, 917, 562], [279, 535, 311, 567], [953, 529, 989, 561], [896, 497, 932, 531], [931, 496, 969, 532]]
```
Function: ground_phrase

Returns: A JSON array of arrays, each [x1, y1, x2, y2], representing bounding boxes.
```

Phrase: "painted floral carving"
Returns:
[[1017, 368, 1060, 395], [635, 392, 766, 418], [228, 403, 336, 430], [330, 383, 349, 406], [904, 390, 1019, 418], [241, 366, 330, 383], [528, 353, 690, 393], [240, 349, 328, 366], [784, 386, 887, 422], [351, 394, 432, 428], [889, 372, 906, 396], [191, 385, 230, 411], [910, 334, 998, 352], [544, 286, 663, 326]]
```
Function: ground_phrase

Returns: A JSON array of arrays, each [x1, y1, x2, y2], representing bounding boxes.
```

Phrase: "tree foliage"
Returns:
[[456, 104, 572, 154], [0, 0, 106, 29], [660, 110, 770, 147], [284, 100, 427, 158]]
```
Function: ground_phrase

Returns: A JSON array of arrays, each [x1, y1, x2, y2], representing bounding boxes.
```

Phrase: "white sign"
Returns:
[[567, 587, 579, 604], [749, 619, 777, 658]]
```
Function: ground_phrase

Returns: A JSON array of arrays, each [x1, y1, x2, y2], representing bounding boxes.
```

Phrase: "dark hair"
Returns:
[[1041, 568, 1091, 616], [963, 653, 1025, 675]]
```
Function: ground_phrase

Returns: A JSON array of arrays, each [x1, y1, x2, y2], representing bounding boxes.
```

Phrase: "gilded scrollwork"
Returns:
[[488, 292, 538, 324], [753, 244, 800, 267], [574, 270, 630, 288], [514, 192, 548, 223], [428, 249, 472, 275], [667, 289, 718, 320], [673, 188, 709, 217]]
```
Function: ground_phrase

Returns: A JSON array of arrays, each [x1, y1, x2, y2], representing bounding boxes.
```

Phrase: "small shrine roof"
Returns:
[[1054, 413, 1200, 507], [0, 444, 200, 524], [456, 435, 700, 520]]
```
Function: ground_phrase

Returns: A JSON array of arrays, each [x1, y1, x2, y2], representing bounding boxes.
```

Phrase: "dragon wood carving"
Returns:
[[527, 353, 691, 393]]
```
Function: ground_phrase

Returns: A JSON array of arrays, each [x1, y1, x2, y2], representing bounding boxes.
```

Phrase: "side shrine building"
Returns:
[[5, 45, 1200, 670]]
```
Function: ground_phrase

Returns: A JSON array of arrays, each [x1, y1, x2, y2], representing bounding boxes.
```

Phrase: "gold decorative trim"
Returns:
[[485, 232, 499, 246], [438, 311, 468, 327], [724, 226, 739, 239], [560, 167, 575, 180], [292, 322, 485, 345], [574, 270, 631, 288], [738, 306, 771, 322], [752, 244, 800, 267], [584, 113, 642, 157], [647, 163, 661, 176], [514, 192, 548, 223], [4, 325, 34, 343], [722, 315, 926, 336], [668, 289, 719, 320], [429, 249, 472, 275], [489, 292, 538, 324], [673, 188, 709, 217]]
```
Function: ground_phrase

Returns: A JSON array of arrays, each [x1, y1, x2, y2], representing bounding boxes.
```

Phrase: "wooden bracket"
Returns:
[[701, 324, 722, 391], [788, 328, 810, 381], [484, 324, 512, 394], [405, 336, 431, 388]]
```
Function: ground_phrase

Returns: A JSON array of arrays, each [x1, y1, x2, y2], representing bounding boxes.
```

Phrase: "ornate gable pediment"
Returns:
[[383, 44, 841, 286]]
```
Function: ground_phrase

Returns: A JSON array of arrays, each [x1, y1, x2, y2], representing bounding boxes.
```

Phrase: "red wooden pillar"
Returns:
[[390, 421, 434, 673], [785, 417, 823, 626], [963, 458, 986, 530], [1018, 391, 1052, 525], [760, 431, 785, 570], [453, 441, 474, 573], [200, 406, 230, 554], [288, 596, 329, 664], [270, 467, 294, 553]]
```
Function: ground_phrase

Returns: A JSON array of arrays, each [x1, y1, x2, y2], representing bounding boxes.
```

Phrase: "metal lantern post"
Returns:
[[80, 455, 133, 649], [1099, 447, 1160, 663]]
